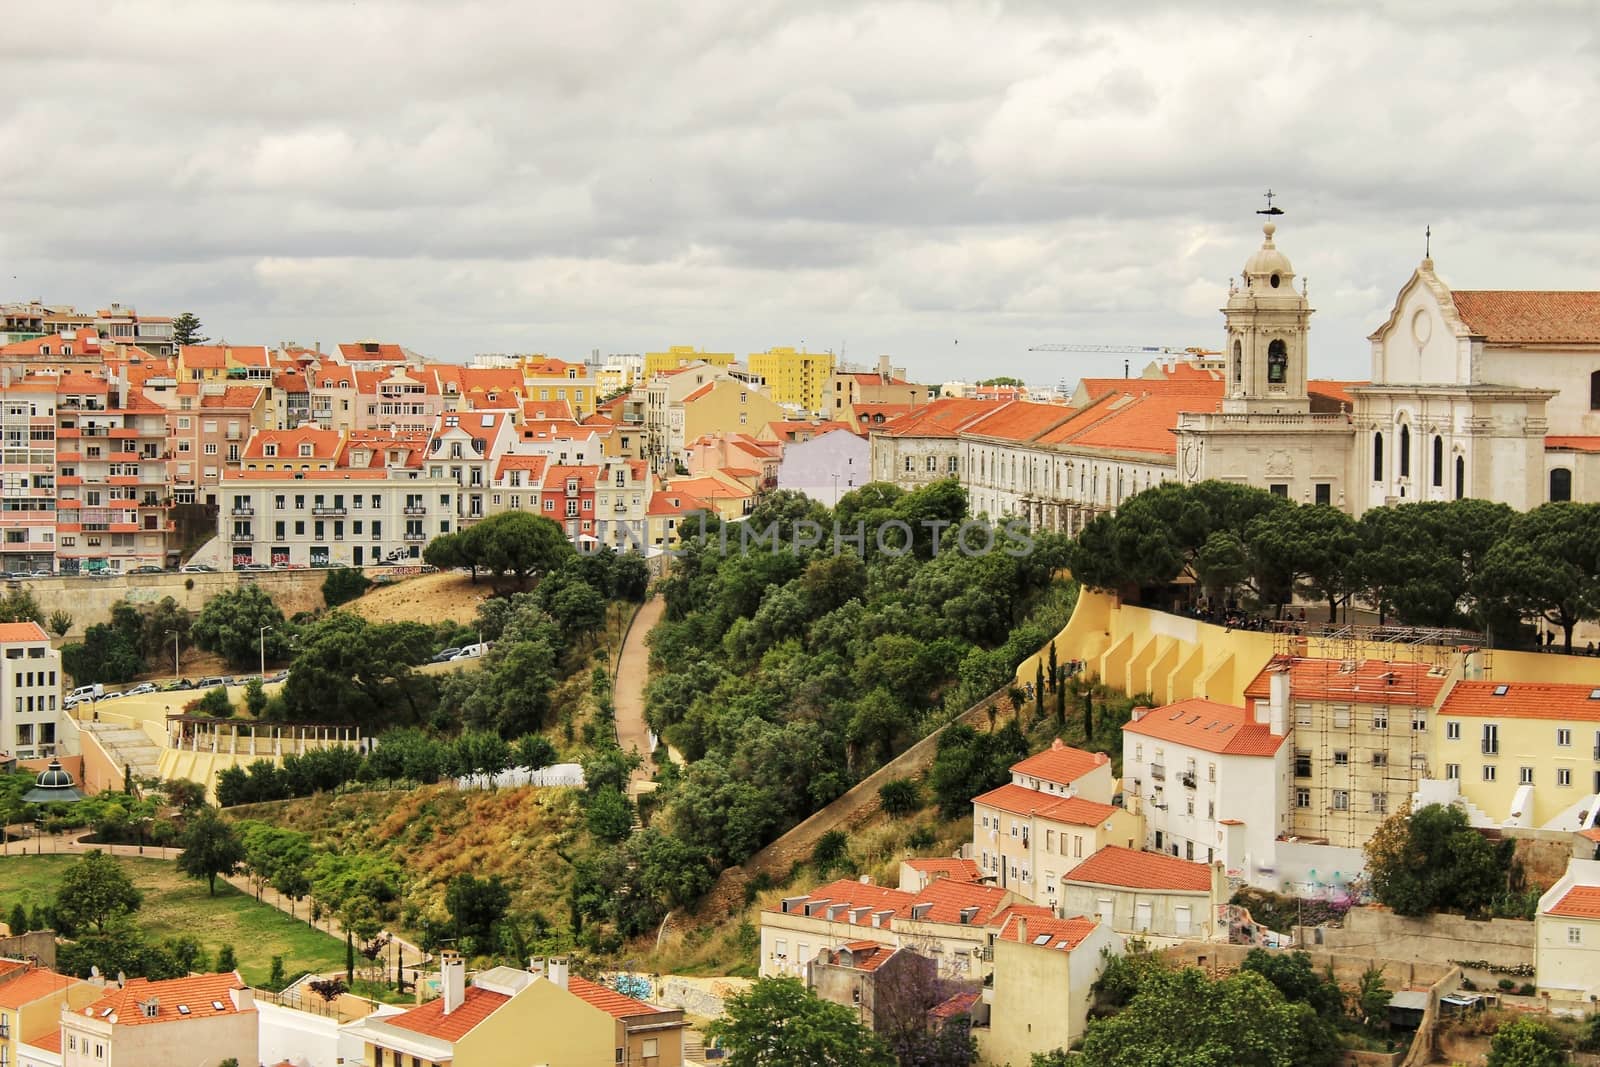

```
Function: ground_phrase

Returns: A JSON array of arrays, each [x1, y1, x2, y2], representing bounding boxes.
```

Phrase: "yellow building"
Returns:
[[520, 357, 600, 419], [645, 345, 735, 381], [1432, 681, 1600, 828], [682, 378, 787, 447], [747, 346, 836, 414], [0, 965, 98, 1067], [1535, 858, 1600, 1004], [976, 913, 1122, 1067], [346, 956, 614, 1067]]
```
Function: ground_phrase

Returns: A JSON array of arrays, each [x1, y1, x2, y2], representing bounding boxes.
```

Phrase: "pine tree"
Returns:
[[1047, 641, 1058, 693], [171, 312, 207, 346], [1083, 690, 1094, 743]]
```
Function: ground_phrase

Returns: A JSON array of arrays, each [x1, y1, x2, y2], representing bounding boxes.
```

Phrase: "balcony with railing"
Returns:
[[231, 506, 255, 516], [230, 530, 255, 542], [403, 505, 426, 515], [404, 531, 426, 542], [1179, 771, 1197, 789], [1149, 763, 1165, 781], [312, 506, 346, 517]]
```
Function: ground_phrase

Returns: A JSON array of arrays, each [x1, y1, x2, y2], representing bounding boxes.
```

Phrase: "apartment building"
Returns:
[[165, 385, 272, 507], [361, 365, 444, 433], [1430, 681, 1600, 829], [95, 304, 175, 356], [305, 362, 360, 433], [566, 974, 686, 1067], [224, 428, 453, 568], [424, 410, 517, 525], [1122, 697, 1291, 886], [1059, 846, 1228, 940], [869, 397, 1004, 488], [644, 346, 735, 382], [590, 458, 652, 553], [645, 489, 713, 553], [827, 355, 924, 419], [1, 621, 62, 762], [175, 345, 270, 384], [1244, 657, 1449, 849], [977, 913, 1122, 1067], [0, 372, 60, 572], [597, 353, 645, 394], [54, 376, 172, 574], [971, 740, 1139, 909], [775, 428, 868, 506], [62, 973, 257, 1067], [522, 356, 599, 419], [1535, 858, 1600, 1005], [747, 346, 836, 414], [0, 964, 99, 1067]]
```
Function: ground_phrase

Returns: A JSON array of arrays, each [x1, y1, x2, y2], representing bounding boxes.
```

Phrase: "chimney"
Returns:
[[440, 950, 465, 1014], [548, 956, 569, 990], [528, 956, 546, 977], [1265, 670, 1290, 736], [1016, 916, 1027, 945], [1130, 707, 1149, 723]]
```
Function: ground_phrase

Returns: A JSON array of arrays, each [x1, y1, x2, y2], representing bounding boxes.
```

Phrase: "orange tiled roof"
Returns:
[[1242, 657, 1448, 705], [1123, 698, 1288, 756], [905, 878, 1015, 926], [1579, 828, 1600, 844], [1308, 380, 1365, 408], [1065, 846, 1213, 892], [877, 397, 1007, 438], [181, 345, 268, 368], [495, 454, 550, 480], [243, 426, 344, 461], [385, 986, 508, 1042], [1060, 391, 1223, 456], [1011, 739, 1108, 786], [567, 975, 666, 1020], [929, 990, 981, 1020], [647, 491, 712, 517], [338, 341, 408, 362], [1439, 681, 1600, 722], [1548, 885, 1600, 919], [1452, 291, 1600, 345], [765, 878, 914, 919], [1074, 377, 1224, 402], [1547, 436, 1600, 454], [81, 972, 250, 1027], [521, 399, 576, 422], [667, 475, 752, 500], [995, 912, 1101, 951], [0, 968, 83, 1008], [26, 1028, 63, 1054], [902, 858, 981, 883], [961, 401, 1077, 443], [199, 386, 267, 409], [0, 621, 50, 643], [971, 784, 1122, 826], [825, 941, 897, 972]]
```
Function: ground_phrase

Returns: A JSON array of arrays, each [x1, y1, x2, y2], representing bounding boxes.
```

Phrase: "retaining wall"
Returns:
[[13, 570, 329, 638]]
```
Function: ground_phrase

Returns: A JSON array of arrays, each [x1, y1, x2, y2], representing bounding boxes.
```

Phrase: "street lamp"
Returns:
[[259, 625, 273, 678], [165, 628, 181, 680], [831, 473, 840, 507]]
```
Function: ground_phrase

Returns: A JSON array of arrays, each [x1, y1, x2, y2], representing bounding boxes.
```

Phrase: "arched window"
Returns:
[[1551, 468, 1573, 502], [1267, 340, 1288, 385], [1432, 436, 1444, 487], [1399, 423, 1411, 478], [1592, 370, 1600, 410], [1454, 455, 1465, 499], [1373, 432, 1384, 482], [1232, 340, 1242, 383]]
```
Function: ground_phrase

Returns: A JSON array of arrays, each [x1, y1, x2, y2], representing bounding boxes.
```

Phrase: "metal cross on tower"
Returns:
[[1257, 189, 1284, 216]]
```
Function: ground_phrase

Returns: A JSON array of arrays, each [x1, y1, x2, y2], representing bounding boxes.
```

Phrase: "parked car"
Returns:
[[127, 565, 165, 575], [125, 683, 157, 696], [28, 570, 53, 578], [267, 671, 290, 684], [235, 563, 269, 572], [164, 678, 195, 690], [99, 691, 124, 701], [196, 676, 226, 689], [431, 647, 463, 663], [451, 643, 490, 661], [68, 683, 104, 702], [181, 562, 218, 573]]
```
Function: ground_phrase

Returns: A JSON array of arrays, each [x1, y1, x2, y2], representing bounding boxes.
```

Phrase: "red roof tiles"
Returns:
[[1064, 846, 1214, 892], [567, 975, 665, 1019], [0, 968, 83, 1008], [1547, 436, 1600, 454], [1548, 885, 1600, 919], [385, 986, 509, 1042], [0, 622, 50, 643], [1242, 657, 1448, 705], [1440, 681, 1600, 722], [972, 784, 1122, 826], [81, 972, 250, 1027], [902, 858, 982, 884], [1452, 291, 1600, 345], [1122, 698, 1288, 756], [995, 912, 1101, 951], [1010, 739, 1108, 787]]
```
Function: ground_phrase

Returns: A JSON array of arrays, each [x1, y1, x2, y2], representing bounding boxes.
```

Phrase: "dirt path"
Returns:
[[614, 596, 665, 794]]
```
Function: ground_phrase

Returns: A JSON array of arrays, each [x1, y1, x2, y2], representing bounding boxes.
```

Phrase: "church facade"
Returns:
[[1176, 222, 1600, 513]]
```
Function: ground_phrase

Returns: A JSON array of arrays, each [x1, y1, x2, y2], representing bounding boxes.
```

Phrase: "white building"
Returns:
[[1, 621, 62, 761], [1121, 697, 1291, 887], [1060, 845, 1229, 941], [1535, 858, 1600, 1005], [776, 428, 869, 506]]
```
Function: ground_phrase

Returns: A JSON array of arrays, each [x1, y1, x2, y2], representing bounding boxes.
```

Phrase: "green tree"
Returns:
[[1246, 504, 1361, 621], [444, 873, 511, 956], [1477, 502, 1600, 651], [216, 943, 238, 972], [322, 567, 372, 608], [1364, 803, 1508, 917], [586, 785, 635, 843], [1239, 949, 1342, 1018], [171, 312, 208, 346], [176, 807, 246, 896], [282, 612, 437, 731], [8, 902, 30, 934], [613, 553, 651, 602], [138, 597, 192, 666], [62, 623, 144, 684], [48, 610, 72, 638], [1353, 963, 1391, 1030], [1080, 966, 1337, 1067], [0, 588, 44, 624], [877, 778, 920, 817], [513, 734, 557, 771], [1486, 1016, 1568, 1067], [468, 511, 575, 588], [194, 686, 233, 717], [190, 584, 290, 669], [708, 976, 894, 1067], [243, 678, 268, 717], [52, 850, 143, 935]]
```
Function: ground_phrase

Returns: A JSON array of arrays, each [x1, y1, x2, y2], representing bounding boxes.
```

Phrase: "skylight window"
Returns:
[[176, 1005, 190, 1015], [1493, 685, 1509, 697], [480, 414, 494, 427], [1590, 689, 1600, 701], [1033, 933, 1051, 945], [211, 1000, 226, 1011]]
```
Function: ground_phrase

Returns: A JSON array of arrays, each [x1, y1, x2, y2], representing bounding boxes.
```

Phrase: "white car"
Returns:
[[125, 683, 157, 696], [451, 643, 490, 660]]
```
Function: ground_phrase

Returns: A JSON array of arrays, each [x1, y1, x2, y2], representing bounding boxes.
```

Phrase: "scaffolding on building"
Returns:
[[1267, 621, 1494, 899]]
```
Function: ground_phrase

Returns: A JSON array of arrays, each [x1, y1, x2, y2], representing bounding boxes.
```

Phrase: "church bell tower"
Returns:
[[1222, 219, 1313, 415]]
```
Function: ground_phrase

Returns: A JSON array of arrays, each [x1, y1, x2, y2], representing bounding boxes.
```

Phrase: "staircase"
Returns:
[[683, 1031, 708, 1064], [78, 722, 163, 784]]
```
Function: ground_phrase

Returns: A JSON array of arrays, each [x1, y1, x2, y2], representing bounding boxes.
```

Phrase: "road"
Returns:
[[614, 596, 665, 795]]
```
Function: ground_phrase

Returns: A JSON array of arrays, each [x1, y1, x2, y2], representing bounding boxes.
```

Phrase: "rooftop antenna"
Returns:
[[1256, 189, 1284, 216], [1425, 225, 1431, 258]]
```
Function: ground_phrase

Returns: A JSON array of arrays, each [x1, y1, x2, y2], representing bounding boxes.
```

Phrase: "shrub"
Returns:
[[193, 686, 233, 718], [322, 568, 372, 608], [812, 830, 850, 877], [1519, 982, 1537, 996], [877, 778, 921, 817], [1497, 978, 1516, 991]]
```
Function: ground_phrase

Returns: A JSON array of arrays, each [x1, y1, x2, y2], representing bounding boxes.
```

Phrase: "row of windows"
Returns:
[[1443, 763, 1579, 787], [11, 669, 57, 687], [1294, 789, 1389, 813]]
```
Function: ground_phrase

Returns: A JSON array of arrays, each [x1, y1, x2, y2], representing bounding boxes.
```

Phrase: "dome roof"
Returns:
[[1243, 221, 1295, 281], [36, 759, 75, 789]]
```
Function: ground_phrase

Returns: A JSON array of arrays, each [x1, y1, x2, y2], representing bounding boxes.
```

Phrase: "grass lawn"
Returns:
[[0, 853, 345, 986]]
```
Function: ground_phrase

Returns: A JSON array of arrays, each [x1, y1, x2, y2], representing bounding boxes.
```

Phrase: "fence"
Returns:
[[455, 763, 585, 790]]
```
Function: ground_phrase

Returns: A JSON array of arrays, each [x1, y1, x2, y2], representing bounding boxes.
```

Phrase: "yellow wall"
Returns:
[[1, 977, 98, 1063], [645, 346, 735, 380], [747, 347, 836, 413], [681, 380, 786, 443], [1435, 713, 1600, 827], [455, 980, 615, 1067]]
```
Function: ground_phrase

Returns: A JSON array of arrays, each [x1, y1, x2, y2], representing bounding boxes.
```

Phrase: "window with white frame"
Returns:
[[1558, 729, 1572, 747], [1520, 766, 1534, 785], [1445, 763, 1460, 780], [1483, 765, 1497, 782], [1446, 721, 1460, 741], [1559, 768, 1573, 787], [1332, 790, 1349, 811]]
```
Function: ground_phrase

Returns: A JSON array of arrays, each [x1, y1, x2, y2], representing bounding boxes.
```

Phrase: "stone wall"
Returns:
[[0, 930, 58, 969], [1300, 908, 1534, 986], [14, 570, 330, 639], [1158, 940, 1450, 990]]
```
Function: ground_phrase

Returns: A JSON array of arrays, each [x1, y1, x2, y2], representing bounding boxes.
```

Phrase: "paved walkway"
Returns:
[[2, 830, 429, 977], [614, 596, 665, 794]]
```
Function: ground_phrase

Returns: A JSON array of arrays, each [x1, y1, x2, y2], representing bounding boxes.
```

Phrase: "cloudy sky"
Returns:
[[3, 1, 1596, 385]]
